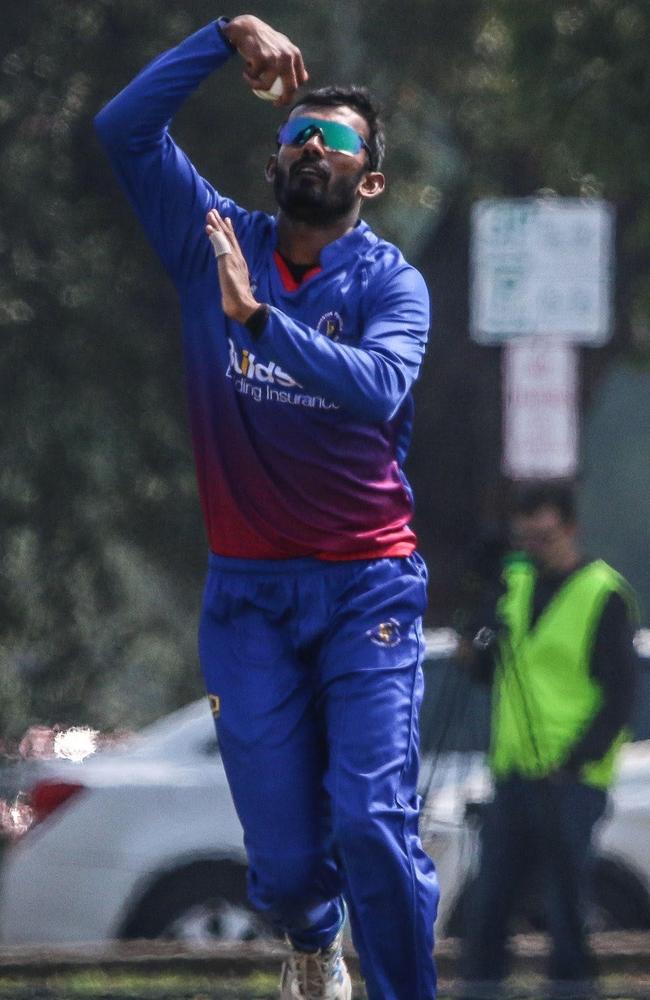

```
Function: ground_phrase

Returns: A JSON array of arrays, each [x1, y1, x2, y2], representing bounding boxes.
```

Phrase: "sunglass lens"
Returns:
[[278, 117, 363, 156], [321, 120, 362, 154]]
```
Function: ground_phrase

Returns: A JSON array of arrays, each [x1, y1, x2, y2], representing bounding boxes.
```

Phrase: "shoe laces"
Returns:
[[288, 932, 344, 999]]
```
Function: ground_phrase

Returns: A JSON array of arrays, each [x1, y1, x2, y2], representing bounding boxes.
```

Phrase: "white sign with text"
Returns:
[[471, 198, 613, 344]]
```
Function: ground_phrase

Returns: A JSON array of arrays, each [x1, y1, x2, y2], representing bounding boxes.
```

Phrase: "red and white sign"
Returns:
[[502, 339, 578, 480]]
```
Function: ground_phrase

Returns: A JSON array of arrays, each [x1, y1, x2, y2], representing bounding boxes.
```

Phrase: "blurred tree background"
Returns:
[[1, 0, 649, 738]]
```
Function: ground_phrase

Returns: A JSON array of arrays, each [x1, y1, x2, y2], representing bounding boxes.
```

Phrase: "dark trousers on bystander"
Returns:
[[462, 774, 607, 996]]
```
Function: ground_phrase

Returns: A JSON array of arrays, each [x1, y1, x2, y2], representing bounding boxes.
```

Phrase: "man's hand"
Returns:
[[205, 209, 260, 324], [222, 15, 308, 106]]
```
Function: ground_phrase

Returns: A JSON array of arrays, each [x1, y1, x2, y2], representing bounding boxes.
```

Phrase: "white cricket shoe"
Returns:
[[279, 929, 352, 1000]]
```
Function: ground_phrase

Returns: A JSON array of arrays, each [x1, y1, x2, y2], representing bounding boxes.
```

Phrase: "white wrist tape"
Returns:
[[209, 231, 232, 258]]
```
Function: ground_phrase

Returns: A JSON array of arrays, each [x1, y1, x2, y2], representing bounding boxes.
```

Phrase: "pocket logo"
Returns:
[[367, 619, 401, 647]]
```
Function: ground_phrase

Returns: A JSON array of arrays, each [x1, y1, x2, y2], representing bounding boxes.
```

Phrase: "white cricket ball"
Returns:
[[253, 76, 284, 102]]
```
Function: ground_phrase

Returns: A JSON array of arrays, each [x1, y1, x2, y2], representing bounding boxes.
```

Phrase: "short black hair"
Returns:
[[512, 481, 577, 524], [289, 86, 385, 171]]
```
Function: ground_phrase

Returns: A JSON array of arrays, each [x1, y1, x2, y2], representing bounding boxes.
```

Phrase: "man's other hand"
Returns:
[[222, 15, 308, 105], [205, 208, 260, 324]]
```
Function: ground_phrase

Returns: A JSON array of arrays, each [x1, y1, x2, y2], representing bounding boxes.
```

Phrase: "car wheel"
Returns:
[[120, 858, 275, 943], [588, 857, 650, 931]]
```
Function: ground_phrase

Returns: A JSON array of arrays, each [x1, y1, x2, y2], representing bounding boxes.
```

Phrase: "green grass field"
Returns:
[[0, 969, 280, 999], [0, 970, 649, 1000]]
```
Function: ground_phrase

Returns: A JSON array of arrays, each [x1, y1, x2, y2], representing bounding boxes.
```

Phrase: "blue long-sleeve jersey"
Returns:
[[95, 22, 431, 560]]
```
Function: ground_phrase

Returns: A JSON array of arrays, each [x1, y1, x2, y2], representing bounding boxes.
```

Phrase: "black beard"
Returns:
[[273, 159, 364, 226]]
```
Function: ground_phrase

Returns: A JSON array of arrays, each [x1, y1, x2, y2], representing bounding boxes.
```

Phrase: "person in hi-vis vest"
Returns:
[[459, 482, 639, 997]]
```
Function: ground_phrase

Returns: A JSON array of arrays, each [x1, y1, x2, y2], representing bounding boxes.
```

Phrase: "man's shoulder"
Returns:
[[585, 560, 639, 623], [582, 558, 632, 593], [358, 225, 428, 295], [359, 223, 414, 268]]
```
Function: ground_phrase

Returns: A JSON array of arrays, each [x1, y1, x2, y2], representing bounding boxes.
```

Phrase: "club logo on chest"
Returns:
[[317, 311, 343, 342]]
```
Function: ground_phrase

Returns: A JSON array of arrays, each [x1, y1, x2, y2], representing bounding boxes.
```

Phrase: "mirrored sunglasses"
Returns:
[[277, 116, 372, 163]]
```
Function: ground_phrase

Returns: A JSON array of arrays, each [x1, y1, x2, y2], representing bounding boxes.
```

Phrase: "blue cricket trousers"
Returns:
[[199, 552, 439, 1000]]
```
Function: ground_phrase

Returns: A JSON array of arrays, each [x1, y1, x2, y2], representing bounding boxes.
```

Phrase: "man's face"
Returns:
[[270, 105, 373, 225], [511, 505, 578, 575]]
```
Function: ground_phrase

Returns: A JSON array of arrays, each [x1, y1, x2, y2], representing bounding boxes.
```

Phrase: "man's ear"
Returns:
[[358, 171, 385, 201], [265, 154, 278, 183]]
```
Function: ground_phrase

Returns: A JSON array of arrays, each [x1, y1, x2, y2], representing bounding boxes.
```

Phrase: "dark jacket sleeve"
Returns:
[[563, 591, 639, 771]]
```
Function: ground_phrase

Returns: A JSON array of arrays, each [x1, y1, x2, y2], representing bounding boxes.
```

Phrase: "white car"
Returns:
[[0, 698, 254, 944], [0, 633, 648, 945], [0, 632, 464, 945], [592, 740, 650, 928]]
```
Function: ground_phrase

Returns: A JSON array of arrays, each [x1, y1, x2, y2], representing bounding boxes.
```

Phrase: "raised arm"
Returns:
[[94, 17, 307, 281]]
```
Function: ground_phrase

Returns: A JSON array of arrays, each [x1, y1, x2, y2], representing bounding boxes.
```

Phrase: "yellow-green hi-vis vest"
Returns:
[[491, 557, 636, 789]]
